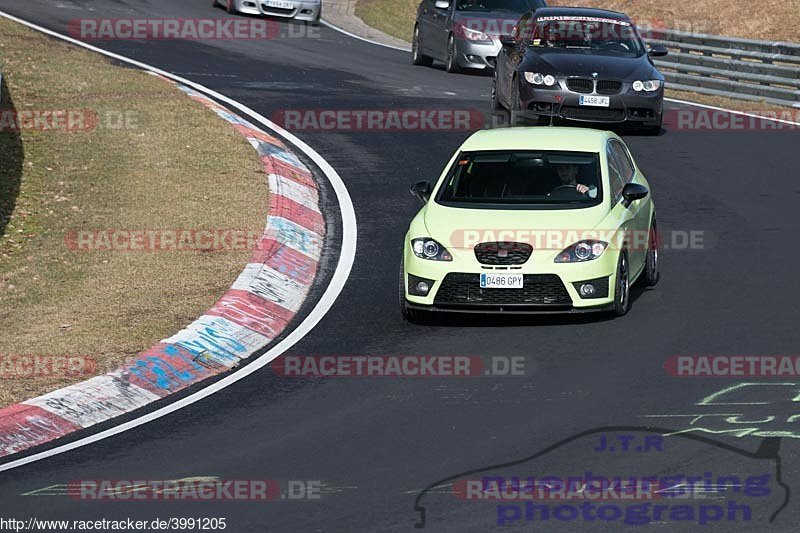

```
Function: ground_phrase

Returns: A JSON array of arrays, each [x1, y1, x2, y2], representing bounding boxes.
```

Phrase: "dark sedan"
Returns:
[[491, 7, 668, 132], [412, 0, 546, 73]]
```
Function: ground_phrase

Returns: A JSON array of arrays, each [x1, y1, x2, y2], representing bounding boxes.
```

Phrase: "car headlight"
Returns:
[[632, 80, 662, 92], [411, 238, 453, 261], [554, 240, 608, 263], [459, 25, 492, 43], [524, 72, 557, 87]]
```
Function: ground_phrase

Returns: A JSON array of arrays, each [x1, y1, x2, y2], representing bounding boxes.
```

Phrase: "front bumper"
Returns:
[[403, 246, 619, 314], [519, 81, 663, 125], [455, 38, 501, 70], [236, 0, 321, 22]]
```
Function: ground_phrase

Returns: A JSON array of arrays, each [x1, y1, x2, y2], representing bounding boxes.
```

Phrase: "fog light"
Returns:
[[408, 274, 435, 297], [572, 277, 610, 300]]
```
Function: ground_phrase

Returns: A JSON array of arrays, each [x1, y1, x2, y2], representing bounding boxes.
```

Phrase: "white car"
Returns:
[[213, 0, 321, 25]]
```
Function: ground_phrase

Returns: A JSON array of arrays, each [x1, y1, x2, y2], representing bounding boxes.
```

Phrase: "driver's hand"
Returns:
[[576, 184, 590, 194]]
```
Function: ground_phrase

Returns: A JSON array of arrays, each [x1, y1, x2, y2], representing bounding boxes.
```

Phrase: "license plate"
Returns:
[[265, 0, 294, 9], [480, 273, 524, 289], [579, 95, 610, 107]]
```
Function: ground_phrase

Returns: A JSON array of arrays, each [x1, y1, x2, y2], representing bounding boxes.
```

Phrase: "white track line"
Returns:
[[320, 18, 800, 126], [320, 19, 411, 52], [0, 9, 358, 473]]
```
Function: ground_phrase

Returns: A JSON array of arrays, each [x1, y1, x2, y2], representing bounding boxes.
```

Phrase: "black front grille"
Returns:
[[261, 4, 294, 14], [434, 273, 572, 308], [560, 106, 626, 122], [596, 80, 622, 95], [474, 242, 532, 265], [567, 78, 594, 93]]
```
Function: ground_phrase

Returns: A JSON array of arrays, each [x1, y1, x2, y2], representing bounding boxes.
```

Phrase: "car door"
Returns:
[[416, 0, 437, 57], [428, 0, 453, 60], [610, 139, 650, 275], [604, 141, 636, 273]]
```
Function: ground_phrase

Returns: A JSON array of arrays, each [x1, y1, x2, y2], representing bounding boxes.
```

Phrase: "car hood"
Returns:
[[423, 203, 612, 252], [452, 12, 519, 37], [521, 50, 658, 80]]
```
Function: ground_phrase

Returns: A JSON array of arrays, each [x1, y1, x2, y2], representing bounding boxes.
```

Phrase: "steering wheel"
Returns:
[[601, 41, 630, 52], [548, 184, 582, 198]]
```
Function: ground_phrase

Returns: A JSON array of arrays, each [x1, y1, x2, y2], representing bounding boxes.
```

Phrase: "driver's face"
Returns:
[[557, 164, 579, 184]]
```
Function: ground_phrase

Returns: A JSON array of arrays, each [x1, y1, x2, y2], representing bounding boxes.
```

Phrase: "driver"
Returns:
[[555, 164, 597, 197]]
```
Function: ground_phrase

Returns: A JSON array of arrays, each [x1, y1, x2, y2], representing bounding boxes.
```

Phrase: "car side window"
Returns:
[[606, 143, 626, 202], [610, 140, 635, 184]]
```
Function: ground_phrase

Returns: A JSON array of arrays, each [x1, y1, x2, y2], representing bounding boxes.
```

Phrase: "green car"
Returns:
[[400, 127, 659, 321]]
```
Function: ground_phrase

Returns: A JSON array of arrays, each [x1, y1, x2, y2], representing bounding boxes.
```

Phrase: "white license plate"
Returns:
[[265, 0, 294, 9], [579, 95, 610, 107], [480, 273, 524, 289]]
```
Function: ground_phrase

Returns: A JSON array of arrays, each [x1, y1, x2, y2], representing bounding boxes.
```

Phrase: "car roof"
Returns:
[[532, 7, 631, 22], [460, 127, 614, 153]]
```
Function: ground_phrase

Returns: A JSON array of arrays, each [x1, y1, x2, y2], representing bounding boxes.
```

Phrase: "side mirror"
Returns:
[[622, 183, 649, 206], [648, 45, 669, 57], [499, 34, 516, 48], [434, 0, 450, 9], [410, 180, 433, 203]]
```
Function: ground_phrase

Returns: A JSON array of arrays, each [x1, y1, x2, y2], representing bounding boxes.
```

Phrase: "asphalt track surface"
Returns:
[[1, 1, 800, 531]]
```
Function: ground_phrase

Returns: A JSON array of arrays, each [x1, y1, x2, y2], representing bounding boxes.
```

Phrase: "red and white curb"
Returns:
[[0, 80, 325, 458]]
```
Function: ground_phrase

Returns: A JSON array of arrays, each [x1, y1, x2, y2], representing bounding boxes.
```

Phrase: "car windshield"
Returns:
[[530, 17, 645, 56], [436, 151, 603, 209], [455, 0, 545, 13]]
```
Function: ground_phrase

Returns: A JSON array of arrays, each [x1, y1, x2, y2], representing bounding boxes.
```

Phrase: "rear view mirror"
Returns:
[[648, 45, 669, 57], [622, 183, 649, 206], [434, 0, 450, 9], [410, 180, 433, 203]]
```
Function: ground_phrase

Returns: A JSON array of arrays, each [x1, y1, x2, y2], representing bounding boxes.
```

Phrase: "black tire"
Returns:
[[226, 0, 237, 14], [445, 35, 462, 74], [612, 251, 631, 317], [489, 76, 511, 128], [412, 25, 434, 67], [212, 0, 218, 7], [509, 78, 526, 127], [641, 216, 660, 287]]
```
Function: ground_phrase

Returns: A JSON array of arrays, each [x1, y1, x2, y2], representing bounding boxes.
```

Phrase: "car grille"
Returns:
[[596, 80, 622, 95], [566, 78, 594, 93], [474, 242, 532, 265], [261, 4, 295, 15], [434, 273, 572, 308], [560, 106, 626, 122]]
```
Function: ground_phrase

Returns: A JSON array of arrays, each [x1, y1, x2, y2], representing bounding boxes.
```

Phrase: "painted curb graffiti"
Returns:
[[0, 78, 325, 458]]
